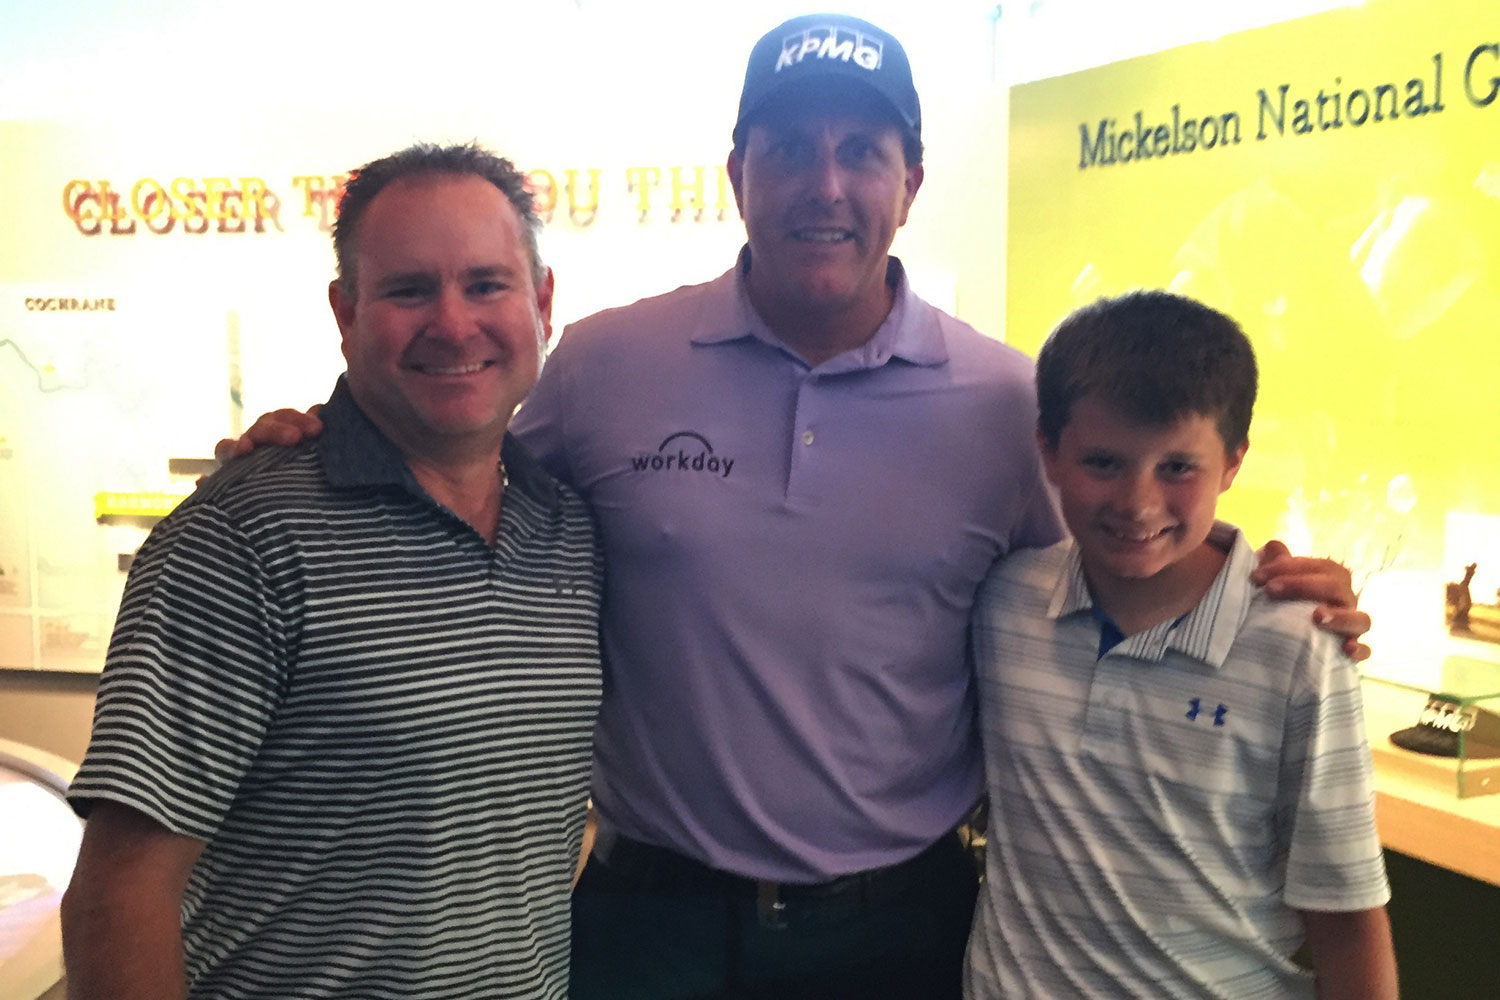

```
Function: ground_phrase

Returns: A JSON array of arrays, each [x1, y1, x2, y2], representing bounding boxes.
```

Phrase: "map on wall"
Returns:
[[0, 118, 350, 673], [0, 288, 236, 671]]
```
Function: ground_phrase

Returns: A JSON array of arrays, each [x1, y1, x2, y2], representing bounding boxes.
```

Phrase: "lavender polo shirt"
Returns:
[[511, 252, 1061, 881]]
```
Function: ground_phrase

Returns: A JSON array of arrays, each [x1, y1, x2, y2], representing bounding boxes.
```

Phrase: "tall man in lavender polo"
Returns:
[[221, 13, 1369, 998], [513, 15, 1055, 998], [511, 13, 1364, 999]]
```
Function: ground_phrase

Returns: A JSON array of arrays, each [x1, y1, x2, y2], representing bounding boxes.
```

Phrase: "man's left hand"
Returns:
[[1251, 539, 1371, 661]]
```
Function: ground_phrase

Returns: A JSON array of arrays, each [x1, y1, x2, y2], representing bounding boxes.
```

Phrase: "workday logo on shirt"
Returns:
[[631, 431, 736, 478]]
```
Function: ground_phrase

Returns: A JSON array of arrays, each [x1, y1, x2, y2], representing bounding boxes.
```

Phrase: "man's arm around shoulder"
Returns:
[[1300, 906, 1399, 1000], [62, 801, 206, 1000]]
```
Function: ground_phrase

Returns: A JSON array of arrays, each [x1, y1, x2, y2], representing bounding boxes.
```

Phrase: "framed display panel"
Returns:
[[1004, 0, 1500, 686], [0, 118, 754, 673]]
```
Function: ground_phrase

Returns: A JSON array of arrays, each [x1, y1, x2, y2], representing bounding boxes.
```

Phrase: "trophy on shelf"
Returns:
[[1445, 563, 1500, 644]]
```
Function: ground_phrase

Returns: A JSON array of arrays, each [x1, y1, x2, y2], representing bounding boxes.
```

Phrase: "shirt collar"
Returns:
[[318, 375, 559, 513], [687, 245, 949, 370], [319, 376, 417, 492], [1043, 521, 1256, 668]]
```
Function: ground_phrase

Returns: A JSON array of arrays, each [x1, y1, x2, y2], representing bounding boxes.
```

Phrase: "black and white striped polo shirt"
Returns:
[[70, 378, 603, 999]]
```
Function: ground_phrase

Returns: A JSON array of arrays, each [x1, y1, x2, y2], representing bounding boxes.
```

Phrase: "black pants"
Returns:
[[570, 832, 979, 1000]]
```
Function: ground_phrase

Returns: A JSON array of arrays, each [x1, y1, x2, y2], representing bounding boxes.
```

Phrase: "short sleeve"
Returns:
[[1277, 632, 1390, 912], [68, 503, 288, 841]]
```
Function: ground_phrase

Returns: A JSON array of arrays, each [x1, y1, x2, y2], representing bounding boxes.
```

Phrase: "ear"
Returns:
[[897, 163, 924, 228], [534, 266, 556, 344], [329, 279, 356, 364], [1220, 440, 1249, 492], [726, 149, 746, 219], [1035, 426, 1062, 488]]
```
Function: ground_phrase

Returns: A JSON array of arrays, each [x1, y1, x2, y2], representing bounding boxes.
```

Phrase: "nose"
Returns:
[[428, 285, 479, 340], [807, 147, 847, 205], [1113, 470, 1162, 519]]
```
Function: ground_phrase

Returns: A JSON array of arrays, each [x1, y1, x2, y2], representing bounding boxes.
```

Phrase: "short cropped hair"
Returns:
[[1035, 290, 1258, 456], [332, 142, 544, 294]]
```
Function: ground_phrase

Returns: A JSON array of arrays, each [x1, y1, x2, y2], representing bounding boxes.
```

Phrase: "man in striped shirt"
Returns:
[[61, 143, 603, 999]]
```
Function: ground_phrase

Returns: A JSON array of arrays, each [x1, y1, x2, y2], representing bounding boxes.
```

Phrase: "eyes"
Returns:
[[467, 278, 509, 297], [763, 132, 888, 171], [379, 275, 510, 304], [1079, 452, 1200, 480], [1160, 459, 1199, 478], [382, 282, 429, 303]]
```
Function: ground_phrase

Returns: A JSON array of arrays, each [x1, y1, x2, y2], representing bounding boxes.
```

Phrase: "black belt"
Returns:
[[590, 826, 960, 929]]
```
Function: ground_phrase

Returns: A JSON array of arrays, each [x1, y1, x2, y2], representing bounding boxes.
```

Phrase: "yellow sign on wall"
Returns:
[[1008, 0, 1500, 584]]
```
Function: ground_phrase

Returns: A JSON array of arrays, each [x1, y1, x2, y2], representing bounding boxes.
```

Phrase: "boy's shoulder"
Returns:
[[1205, 527, 1350, 694], [975, 539, 1074, 625], [989, 538, 1072, 584], [1232, 586, 1348, 692], [1206, 525, 1328, 645]]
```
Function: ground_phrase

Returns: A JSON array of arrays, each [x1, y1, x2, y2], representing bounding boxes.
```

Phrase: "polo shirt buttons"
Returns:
[[802, 429, 815, 445]]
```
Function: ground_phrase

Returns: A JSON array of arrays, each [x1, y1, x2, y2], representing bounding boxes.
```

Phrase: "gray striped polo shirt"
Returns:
[[70, 378, 603, 999], [965, 522, 1388, 999]]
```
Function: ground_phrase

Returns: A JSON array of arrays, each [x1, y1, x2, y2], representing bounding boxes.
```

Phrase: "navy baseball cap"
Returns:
[[734, 13, 921, 144]]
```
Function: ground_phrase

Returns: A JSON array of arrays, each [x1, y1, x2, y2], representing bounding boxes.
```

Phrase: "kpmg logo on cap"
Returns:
[[776, 26, 883, 74]]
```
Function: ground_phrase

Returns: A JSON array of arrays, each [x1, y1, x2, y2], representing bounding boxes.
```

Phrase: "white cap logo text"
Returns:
[[776, 28, 882, 73]]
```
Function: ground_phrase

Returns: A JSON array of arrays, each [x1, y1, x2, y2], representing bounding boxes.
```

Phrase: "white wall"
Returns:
[[0, 0, 1360, 748]]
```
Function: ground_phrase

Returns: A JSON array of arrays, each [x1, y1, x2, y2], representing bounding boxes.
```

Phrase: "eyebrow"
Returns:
[[371, 264, 518, 289]]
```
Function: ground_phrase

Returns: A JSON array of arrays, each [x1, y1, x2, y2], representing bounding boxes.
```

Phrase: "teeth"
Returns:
[[794, 229, 851, 242], [1107, 526, 1169, 542], [417, 362, 489, 376]]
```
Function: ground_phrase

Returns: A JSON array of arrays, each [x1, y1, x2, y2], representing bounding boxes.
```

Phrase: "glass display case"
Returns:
[[1362, 655, 1500, 800], [0, 738, 79, 1000]]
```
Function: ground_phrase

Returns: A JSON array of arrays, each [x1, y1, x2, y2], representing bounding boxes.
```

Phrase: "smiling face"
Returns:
[[728, 93, 922, 343], [1040, 394, 1247, 602], [329, 172, 553, 464]]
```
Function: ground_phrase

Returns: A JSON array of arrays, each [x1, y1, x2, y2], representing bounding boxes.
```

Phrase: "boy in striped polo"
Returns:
[[965, 291, 1396, 999], [61, 144, 602, 1000]]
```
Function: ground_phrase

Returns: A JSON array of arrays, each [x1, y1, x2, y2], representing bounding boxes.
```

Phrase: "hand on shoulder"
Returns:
[[1252, 539, 1371, 661], [213, 405, 326, 462]]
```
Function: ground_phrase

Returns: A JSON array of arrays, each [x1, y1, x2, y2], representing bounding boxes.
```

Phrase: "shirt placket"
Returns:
[[1081, 654, 1131, 756], [786, 372, 822, 504]]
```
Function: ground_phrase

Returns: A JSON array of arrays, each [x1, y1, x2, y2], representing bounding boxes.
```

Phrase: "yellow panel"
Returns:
[[92, 492, 186, 521], [1007, 0, 1500, 584]]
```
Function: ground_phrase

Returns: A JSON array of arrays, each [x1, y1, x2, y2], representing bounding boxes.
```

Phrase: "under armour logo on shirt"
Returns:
[[1186, 698, 1228, 726]]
